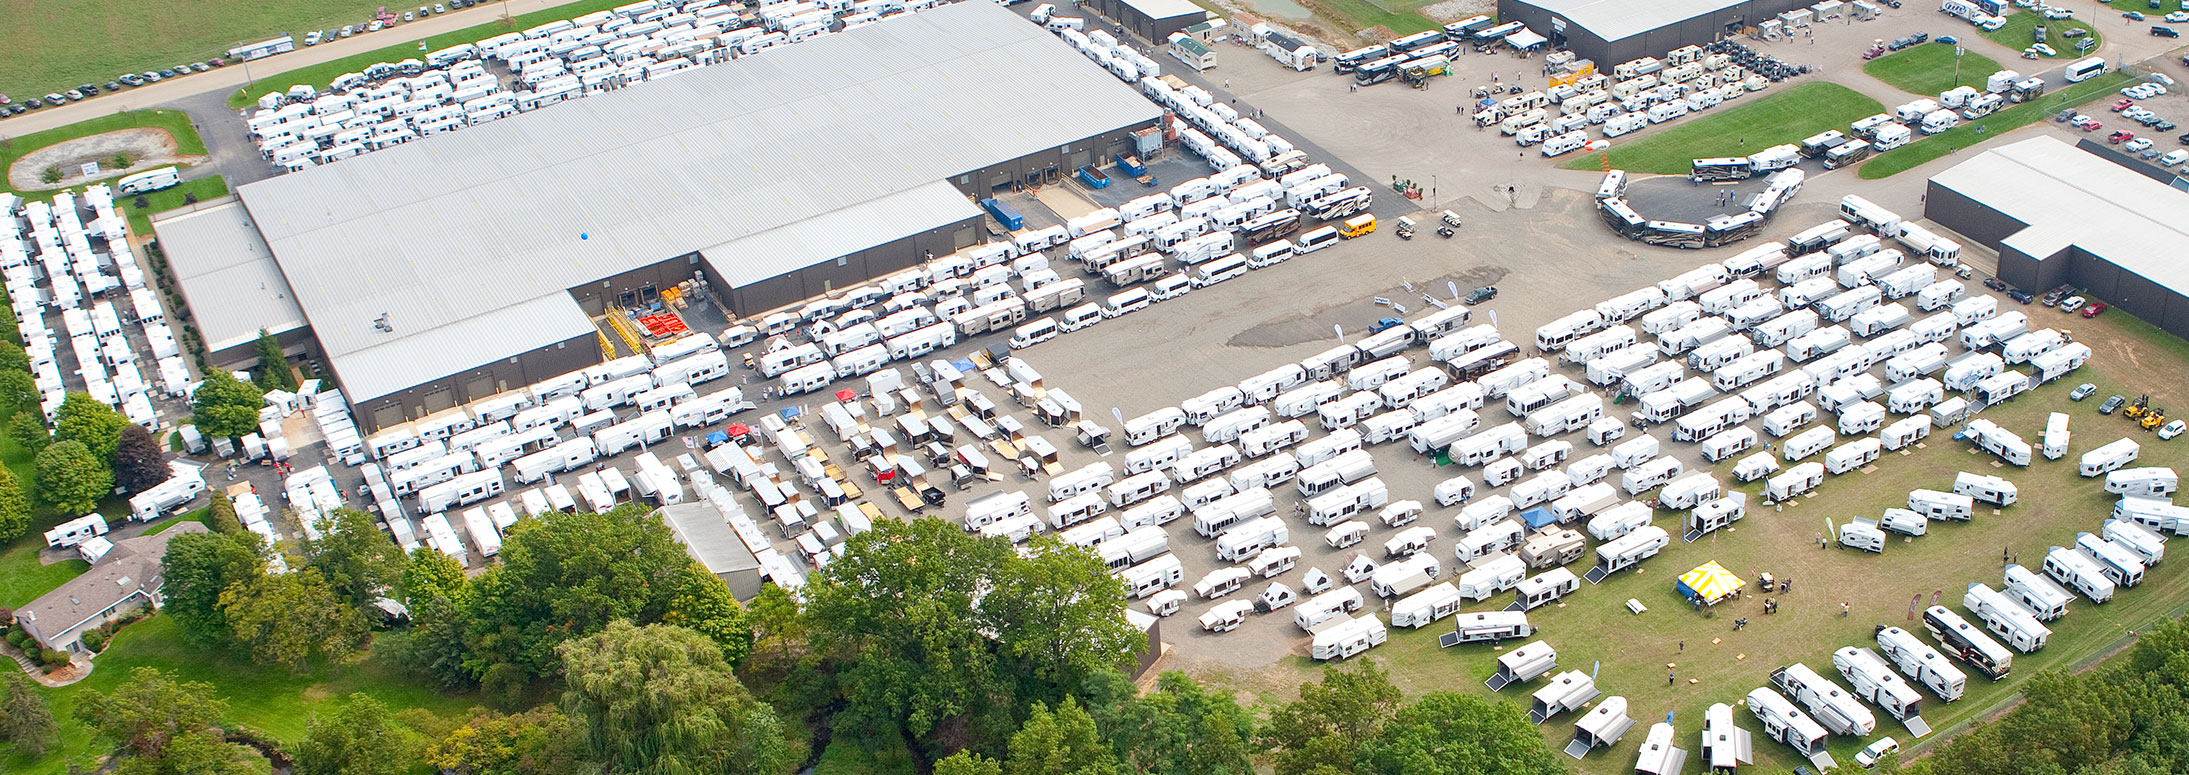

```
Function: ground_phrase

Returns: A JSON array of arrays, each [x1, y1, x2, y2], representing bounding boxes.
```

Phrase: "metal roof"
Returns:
[[657, 502, 761, 575], [1519, 0, 1751, 42], [1930, 136, 2189, 292], [703, 181, 979, 288], [329, 292, 597, 404], [151, 201, 308, 354], [233, 1, 1156, 401], [1121, 0, 1209, 22]]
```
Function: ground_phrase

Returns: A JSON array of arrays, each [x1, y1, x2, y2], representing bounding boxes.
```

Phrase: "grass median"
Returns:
[[225, 0, 635, 109], [1979, 11, 2103, 59], [1558, 81, 1884, 174], [1858, 70, 2133, 178], [0, 110, 206, 198], [1865, 43, 2001, 95]]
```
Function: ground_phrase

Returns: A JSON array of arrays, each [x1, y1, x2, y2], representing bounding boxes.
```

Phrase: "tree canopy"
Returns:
[[1260, 659, 1406, 775], [191, 371, 265, 440], [253, 330, 297, 393], [422, 707, 586, 775], [112, 423, 171, 496], [0, 670, 59, 757], [305, 508, 406, 609], [219, 568, 368, 673], [295, 693, 408, 775], [558, 620, 800, 775], [35, 439, 113, 516], [0, 465, 30, 543], [159, 530, 266, 644], [75, 667, 263, 774], [54, 391, 129, 460]]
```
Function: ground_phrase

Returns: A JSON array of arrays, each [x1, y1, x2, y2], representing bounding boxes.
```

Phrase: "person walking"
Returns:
[[1842, 601, 1851, 617], [1669, 670, 1677, 685]]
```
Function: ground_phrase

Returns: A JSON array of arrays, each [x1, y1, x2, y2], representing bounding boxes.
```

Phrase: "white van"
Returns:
[[1103, 288, 1151, 318], [1150, 273, 1192, 301], [1191, 254, 1249, 288], [1295, 227, 1340, 254], [1008, 318, 1058, 350], [1248, 240, 1296, 268]]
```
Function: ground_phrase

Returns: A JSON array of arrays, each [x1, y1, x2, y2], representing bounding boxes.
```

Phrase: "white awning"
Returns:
[[1507, 29, 1550, 50]]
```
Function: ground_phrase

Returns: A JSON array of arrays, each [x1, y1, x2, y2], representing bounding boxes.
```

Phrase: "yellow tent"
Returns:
[[1678, 561, 1745, 606]]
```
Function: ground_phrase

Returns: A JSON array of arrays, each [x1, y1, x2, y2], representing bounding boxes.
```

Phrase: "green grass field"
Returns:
[[123, 175, 231, 235], [1, 617, 481, 774], [1860, 70, 2133, 178], [1557, 82, 1885, 174], [0, 543, 88, 610], [1980, 11, 2103, 59], [226, 0, 639, 108], [1230, 301, 2189, 774], [0, 1, 395, 103], [0, 110, 206, 198], [1296, 0, 1443, 37], [1865, 43, 2002, 95]]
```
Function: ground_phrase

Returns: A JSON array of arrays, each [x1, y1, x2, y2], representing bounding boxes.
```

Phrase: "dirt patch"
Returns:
[[7, 128, 201, 192], [1418, 0, 1494, 22]]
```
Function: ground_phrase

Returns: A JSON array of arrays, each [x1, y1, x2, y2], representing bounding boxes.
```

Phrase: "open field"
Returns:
[[123, 175, 230, 235], [1860, 70, 2133, 177], [1558, 82, 1885, 174], [0, 617, 480, 774], [1980, 10, 2104, 58], [0, 0, 394, 103], [1297, 0, 1442, 37], [1865, 43, 2001, 95], [0, 543, 88, 610], [1219, 299, 2189, 774], [0, 111, 205, 198], [224, 0, 638, 108]]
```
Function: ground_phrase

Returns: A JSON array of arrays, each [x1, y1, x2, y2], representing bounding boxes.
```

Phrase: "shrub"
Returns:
[[40, 166, 60, 185], [133, 195, 149, 210], [40, 650, 69, 670], [6, 629, 28, 649], [79, 629, 107, 652], [112, 152, 132, 169]]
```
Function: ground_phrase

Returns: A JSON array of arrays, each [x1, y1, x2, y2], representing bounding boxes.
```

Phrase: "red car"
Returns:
[[2113, 98, 2136, 112], [2083, 301, 2108, 318], [2078, 118, 2104, 131], [2110, 130, 2136, 143]]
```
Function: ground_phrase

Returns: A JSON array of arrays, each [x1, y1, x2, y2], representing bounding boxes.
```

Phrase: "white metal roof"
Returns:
[[1521, 0, 1751, 42], [232, 1, 1156, 402], [329, 292, 597, 404], [702, 181, 979, 288], [1121, 0, 1209, 22], [1930, 136, 2189, 292], [151, 201, 308, 354]]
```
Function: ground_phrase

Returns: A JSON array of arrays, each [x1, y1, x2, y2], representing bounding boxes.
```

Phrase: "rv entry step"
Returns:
[[1904, 715, 1933, 738], [1528, 707, 1552, 724], [1808, 752, 1839, 771], [1562, 739, 1594, 759], [1485, 672, 1516, 691], [1683, 528, 1706, 543], [1585, 565, 1612, 584], [1438, 631, 1465, 648]]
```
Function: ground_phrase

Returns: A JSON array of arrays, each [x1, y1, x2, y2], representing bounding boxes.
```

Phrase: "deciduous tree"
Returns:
[[1082, 670, 1254, 775], [252, 330, 296, 393], [0, 370, 37, 410], [557, 620, 799, 775], [8, 410, 49, 452], [1355, 692, 1563, 775], [219, 568, 367, 673], [206, 490, 243, 534], [0, 465, 30, 543], [160, 530, 265, 644], [295, 693, 406, 775], [400, 545, 466, 602], [35, 439, 113, 515], [0, 670, 58, 757], [1003, 698, 1117, 775], [190, 371, 264, 440], [54, 391, 130, 460], [304, 508, 405, 609], [422, 707, 586, 775], [1260, 658, 1404, 775], [74, 667, 259, 774], [112, 424, 170, 496], [935, 752, 1003, 775]]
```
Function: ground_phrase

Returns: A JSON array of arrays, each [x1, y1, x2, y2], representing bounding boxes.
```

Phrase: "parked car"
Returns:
[[2125, 11, 2147, 21], [2077, 117, 2103, 131], [341, 25, 355, 36], [2110, 130, 2136, 144], [305, 30, 322, 45], [2162, 420, 2186, 440], [2165, 150, 2189, 166], [2060, 296, 2086, 313], [1856, 738, 1902, 769], [1466, 286, 1499, 304], [2102, 394, 2128, 415], [2127, 138, 2154, 152], [2156, 25, 2181, 38], [2156, 120, 2178, 131], [2072, 383, 2098, 401], [2113, 98, 2136, 112], [2083, 301, 2109, 317], [2010, 289, 2037, 304], [2030, 43, 2057, 57]]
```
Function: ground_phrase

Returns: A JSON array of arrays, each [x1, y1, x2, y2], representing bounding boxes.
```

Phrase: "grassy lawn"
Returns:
[[1220, 299, 2189, 775], [123, 175, 231, 235], [1865, 43, 2001, 95], [1558, 82, 1885, 174], [1297, 0, 1443, 37], [2104, 0, 2183, 17], [0, 542, 88, 610], [0, 0, 397, 102], [1979, 11, 2103, 60], [1860, 70, 2134, 178], [226, 0, 639, 109], [0, 110, 207, 198], [0, 617, 483, 774]]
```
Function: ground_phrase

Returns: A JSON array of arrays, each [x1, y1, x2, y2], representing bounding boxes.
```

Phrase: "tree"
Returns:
[[160, 530, 265, 644], [0, 670, 59, 757], [304, 509, 405, 609], [557, 620, 799, 775], [460, 509, 748, 682], [1082, 671, 1254, 775], [401, 593, 479, 692], [54, 391, 130, 460], [746, 583, 806, 667], [0, 369, 37, 410], [935, 752, 1003, 775], [1260, 658, 1404, 775], [35, 439, 113, 515], [422, 708, 586, 775], [112, 424, 170, 496], [1003, 698, 1118, 775], [73, 667, 228, 756], [1355, 692, 1564, 775], [400, 545, 466, 602], [295, 693, 406, 775], [220, 569, 367, 673], [252, 330, 296, 393], [0, 465, 30, 543], [8, 410, 49, 452], [206, 490, 243, 534], [191, 371, 264, 439], [804, 519, 1139, 753]]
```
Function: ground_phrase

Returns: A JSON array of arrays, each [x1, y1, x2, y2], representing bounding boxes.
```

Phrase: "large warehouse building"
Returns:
[[1496, 0, 1810, 65], [1926, 136, 2189, 338], [155, 1, 1159, 431]]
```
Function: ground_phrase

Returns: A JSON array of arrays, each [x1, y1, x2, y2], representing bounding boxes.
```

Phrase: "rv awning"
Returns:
[[1677, 561, 1745, 605], [1506, 29, 1549, 50]]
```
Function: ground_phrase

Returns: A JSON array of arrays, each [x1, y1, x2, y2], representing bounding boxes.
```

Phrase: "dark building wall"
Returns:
[[712, 214, 981, 318], [948, 123, 1161, 196], [1923, 181, 2032, 250], [354, 329, 600, 432], [1499, 0, 1810, 66], [208, 324, 319, 371], [1928, 181, 2189, 340], [1088, 0, 1206, 45]]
